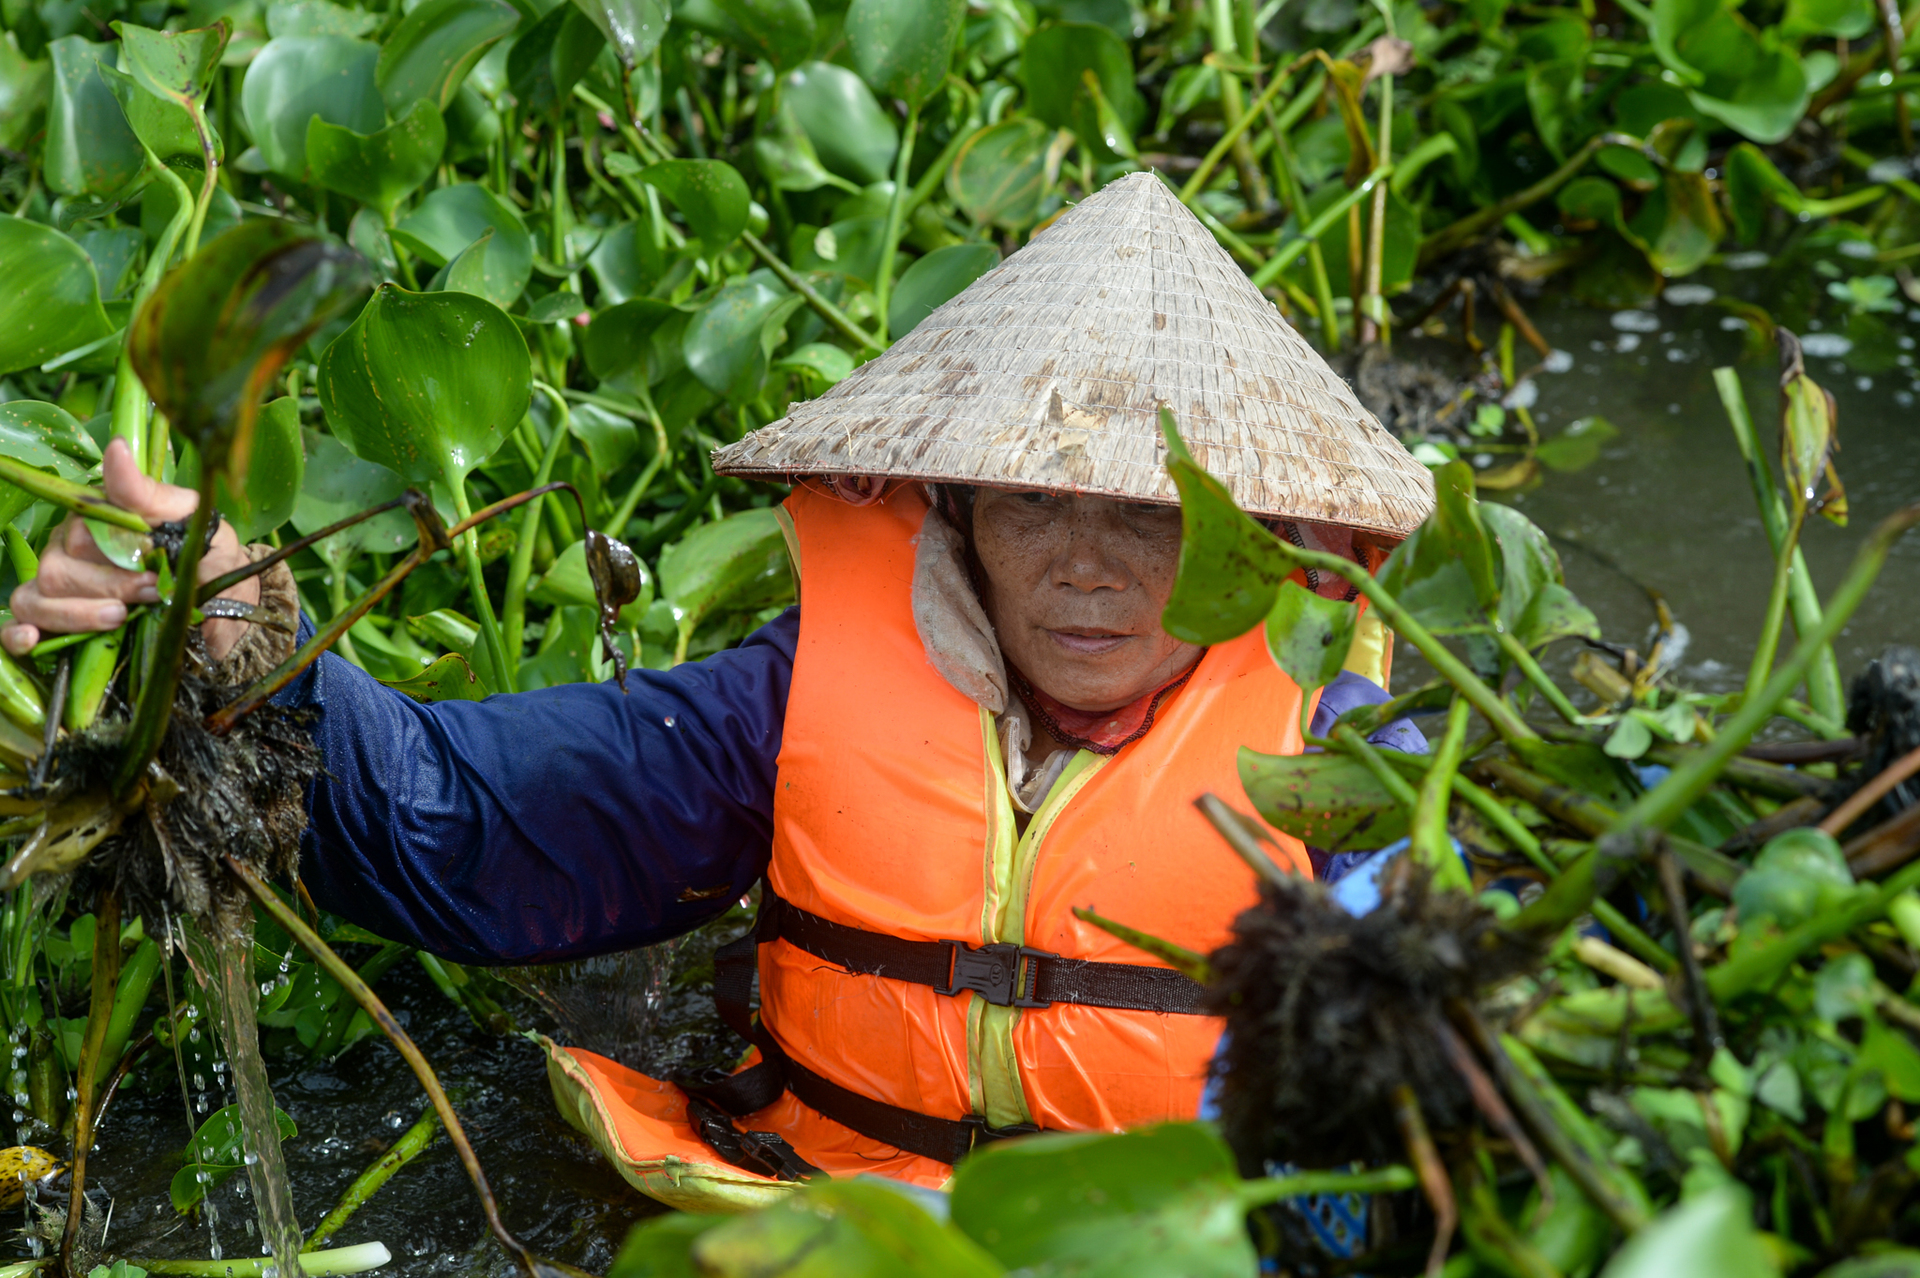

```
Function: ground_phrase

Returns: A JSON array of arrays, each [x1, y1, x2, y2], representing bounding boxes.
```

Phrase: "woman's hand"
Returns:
[[2, 438, 259, 662]]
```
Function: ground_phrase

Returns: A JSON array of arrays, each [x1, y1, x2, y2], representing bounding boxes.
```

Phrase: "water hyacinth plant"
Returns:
[[0, 0, 1915, 1272]]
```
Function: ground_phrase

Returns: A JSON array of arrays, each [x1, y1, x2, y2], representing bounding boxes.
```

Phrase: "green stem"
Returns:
[[1358, 64, 1393, 345], [503, 388, 575, 664], [871, 102, 919, 347], [605, 384, 670, 535], [742, 231, 883, 352], [112, 472, 216, 797], [113, 156, 197, 473], [142, 1244, 394, 1276], [62, 893, 120, 1277], [306, 1108, 440, 1251], [1714, 368, 1845, 727], [1452, 775, 1675, 972], [1178, 54, 1305, 205], [1621, 501, 1920, 835], [326, 553, 363, 668], [1249, 165, 1392, 288], [1239, 1164, 1418, 1206], [91, 936, 160, 1093], [1497, 631, 1582, 724], [1417, 132, 1616, 266], [1744, 509, 1804, 705], [451, 482, 515, 696], [1332, 723, 1420, 806], [182, 102, 220, 261], [1410, 696, 1473, 890]]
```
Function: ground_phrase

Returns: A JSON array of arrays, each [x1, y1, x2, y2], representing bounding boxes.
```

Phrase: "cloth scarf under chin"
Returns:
[[1006, 660, 1200, 756]]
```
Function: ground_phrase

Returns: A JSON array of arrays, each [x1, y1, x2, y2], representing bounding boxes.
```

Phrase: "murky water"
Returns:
[[1494, 286, 1919, 694], [25, 283, 1920, 1276]]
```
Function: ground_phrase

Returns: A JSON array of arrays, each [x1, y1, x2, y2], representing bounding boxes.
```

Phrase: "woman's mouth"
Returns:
[[1047, 629, 1130, 655]]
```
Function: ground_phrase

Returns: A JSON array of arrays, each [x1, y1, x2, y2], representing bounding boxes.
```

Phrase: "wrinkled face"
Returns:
[[971, 488, 1201, 713]]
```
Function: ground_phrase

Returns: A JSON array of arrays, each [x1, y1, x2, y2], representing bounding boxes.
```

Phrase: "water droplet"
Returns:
[[64, 1087, 76, 1101], [243, 1151, 258, 1165], [189, 1028, 201, 1043], [260, 982, 273, 996], [196, 1170, 212, 1184], [663, 715, 676, 727], [194, 1073, 206, 1089], [9, 1110, 21, 1124]]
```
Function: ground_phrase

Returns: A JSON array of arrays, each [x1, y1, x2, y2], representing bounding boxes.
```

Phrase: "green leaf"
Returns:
[[1782, 0, 1876, 37], [114, 20, 227, 121], [658, 506, 793, 637], [1239, 748, 1411, 853], [290, 428, 416, 565], [1159, 411, 1293, 645], [177, 395, 303, 540], [682, 275, 802, 399], [130, 219, 369, 472], [1534, 414, 1617, 472], [569, 0, 669, 70], [240, 35, 384, 180], [608, 1213, 723, 1278], [844, 0, 963, 106], [1376, 461, 1498, 634], [1480, 502, 1563, 641], [584, 297, 677, 382], [45, 37, 143, 198], [532, 538, 653, 618], [0, 401, 90, 525], [379, 651, 490, 701], [375, 0, 518, 114], [948, 118, 1059, 230], [318, 284, 531, 492], [1604, 713, 1652, 760], [0, 217, 114, 375], [0, 35, 50, 156], [1731, 828, 1857, 929], [1860, 1019, 1920, 1103], [142, 169, 240, 252], [696, 1180, 1002, 1278], [586, 223, 661, 304], [887, 242, 997, 338], [506, 1, 606, 116], [640, 158, 751, 249], [773, 341, 855, 388], [78, 224, 142, 302], [1650, 0, 1810, 145], [1556, 175, 1622, 228], [1263, 580, 1356, 697], [0, 399, 101, 464], [172, 1103, 297, 1213], [394, 183, 534, 306], [1598, 1186, 1778, 1278], [1816, 1250, 1920, 1278], [1526, 57, 1586, 162], [712, 0, 816, 71], [1780, 348, 1839, 527], [1625, 171, 1724, 278], [949, 1123, 1259, 1278], [1020, 22, 1142, 160], [782, 61, 896, 185], [268, 1, 382, 38], [307, 97, 447, 220]]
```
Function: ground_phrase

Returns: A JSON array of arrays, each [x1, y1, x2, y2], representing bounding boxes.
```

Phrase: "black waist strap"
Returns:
[[763, 891, 1209, 1014], [679, 890, 1210, 1168]]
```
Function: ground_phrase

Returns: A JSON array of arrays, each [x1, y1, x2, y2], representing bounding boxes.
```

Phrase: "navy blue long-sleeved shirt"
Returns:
[[284, 608, 1419, 965]]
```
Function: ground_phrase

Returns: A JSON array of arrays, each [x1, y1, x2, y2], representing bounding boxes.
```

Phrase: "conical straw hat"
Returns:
[[712, 171, 1436, 536]]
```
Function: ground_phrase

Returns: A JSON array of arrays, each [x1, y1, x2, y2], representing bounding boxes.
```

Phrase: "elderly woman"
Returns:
[[2, 175, 1433, 1207]]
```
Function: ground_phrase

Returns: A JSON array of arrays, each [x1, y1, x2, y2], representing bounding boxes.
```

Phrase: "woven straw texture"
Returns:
[[711, 171, 1435, 536]]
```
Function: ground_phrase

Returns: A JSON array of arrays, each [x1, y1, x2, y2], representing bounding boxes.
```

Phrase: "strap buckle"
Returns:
[[938, 941, 1057, 1008], [963, 1114, 1042, 1151]]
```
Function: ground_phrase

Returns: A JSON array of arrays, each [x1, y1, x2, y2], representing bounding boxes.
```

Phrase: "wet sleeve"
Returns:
[[1307, 669, 1428, 755], [279, 608, 798, 966]]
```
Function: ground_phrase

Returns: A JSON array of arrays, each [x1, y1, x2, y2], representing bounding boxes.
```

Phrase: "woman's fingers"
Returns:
[[7, 584, 127, 636], [0, 624, 38, 657], [32, 551, 158, 605], [102, 437, 198, 523]]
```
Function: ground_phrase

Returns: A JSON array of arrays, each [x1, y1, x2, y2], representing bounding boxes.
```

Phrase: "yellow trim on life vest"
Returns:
[[1343, 606, 1389, 687]]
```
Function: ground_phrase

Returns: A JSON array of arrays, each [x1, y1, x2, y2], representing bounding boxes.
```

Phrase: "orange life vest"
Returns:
[[545, 484, 1318, 1211]]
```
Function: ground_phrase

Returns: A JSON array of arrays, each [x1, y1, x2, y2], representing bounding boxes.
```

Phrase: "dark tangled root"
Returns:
[[1206, 862, 1544, 1176], [56, 666, 317, 936]]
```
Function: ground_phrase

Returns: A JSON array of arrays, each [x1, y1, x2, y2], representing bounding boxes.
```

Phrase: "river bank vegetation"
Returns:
[[0, 0, 1917, 1273]]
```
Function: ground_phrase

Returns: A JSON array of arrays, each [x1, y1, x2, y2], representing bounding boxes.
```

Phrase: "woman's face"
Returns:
[[971, 488, 1201, 713]]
